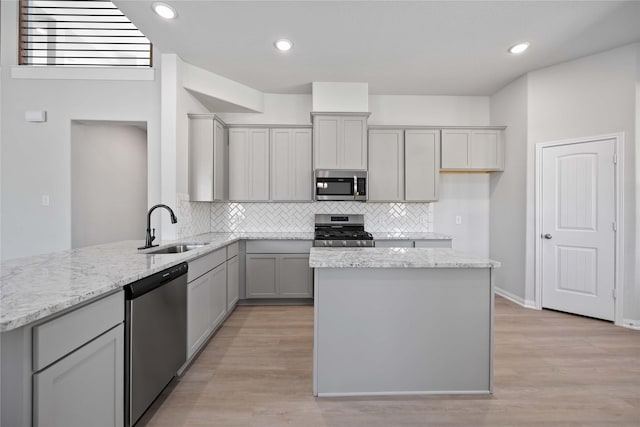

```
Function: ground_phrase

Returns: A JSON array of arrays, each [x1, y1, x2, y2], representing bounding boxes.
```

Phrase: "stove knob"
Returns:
[[342, 240, 347, 247], [356, 241, 362, 247]]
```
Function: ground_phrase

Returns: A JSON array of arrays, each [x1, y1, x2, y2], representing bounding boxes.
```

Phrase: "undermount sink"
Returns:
[[144, 243, 208, 254]]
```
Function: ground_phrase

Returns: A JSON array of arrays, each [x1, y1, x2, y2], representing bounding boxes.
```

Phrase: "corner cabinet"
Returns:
[[313, 113, 369, 170], [245, 240, 313, 299], [368, 128, 440, 202], [188, 114, 228, 201], [441, 129, 504, 171]]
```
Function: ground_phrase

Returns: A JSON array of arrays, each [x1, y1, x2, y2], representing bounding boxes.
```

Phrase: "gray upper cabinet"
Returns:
[[313, 113, 368, 170], [270, 128, 312, 201], [405, 129, 440, 201], [368, 128, 439, 202], [368, 129, 404, 201], [229, 128, 270, 201], [441, 129, 504, 171], [188, 114, 228, 202]]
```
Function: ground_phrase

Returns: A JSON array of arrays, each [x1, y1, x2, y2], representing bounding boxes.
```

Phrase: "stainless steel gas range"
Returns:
[[313, 214, 374, 247]]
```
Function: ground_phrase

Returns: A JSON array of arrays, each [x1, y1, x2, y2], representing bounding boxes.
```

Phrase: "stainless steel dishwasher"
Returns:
[[124, 262, 188, 427]]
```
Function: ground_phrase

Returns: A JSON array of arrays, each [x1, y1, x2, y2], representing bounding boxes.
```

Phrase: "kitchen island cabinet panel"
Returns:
[[33, 324, 124, 427]]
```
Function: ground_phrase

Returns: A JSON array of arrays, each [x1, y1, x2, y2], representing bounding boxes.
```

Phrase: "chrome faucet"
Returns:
[[138, 204, 178, 250]]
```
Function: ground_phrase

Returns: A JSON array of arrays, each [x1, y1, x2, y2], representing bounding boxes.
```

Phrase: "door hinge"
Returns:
[[612, 222, 617, 232], [612, 288, 617, 300], [613, 153, 617, 164]]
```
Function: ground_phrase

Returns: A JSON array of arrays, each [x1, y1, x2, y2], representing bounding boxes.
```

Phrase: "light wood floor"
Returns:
[[139, 297, 640, 426]]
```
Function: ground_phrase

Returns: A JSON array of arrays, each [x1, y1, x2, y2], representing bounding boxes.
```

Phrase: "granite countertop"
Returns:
[[309, 247, 501, 269], [371, 232, 452, 240], [0, 232, 314, 332]]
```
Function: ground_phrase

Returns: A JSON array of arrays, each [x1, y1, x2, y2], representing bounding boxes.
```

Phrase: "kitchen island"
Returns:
[[310, 247, 500, 397]]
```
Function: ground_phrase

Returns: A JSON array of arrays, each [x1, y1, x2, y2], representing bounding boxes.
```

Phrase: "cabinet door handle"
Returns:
[[543, 234, 552, 239]]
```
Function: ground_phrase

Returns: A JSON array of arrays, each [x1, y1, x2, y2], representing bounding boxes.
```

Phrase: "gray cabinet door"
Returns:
[[227, 256, 240, 309], [471, 130, 503, 170], [279, 254, 313, 297], [246, 254, 278, 298], [374, 240, 414, 248], [405, 129, 439, 201], [249, 128, 270, 201], [187, 273, 211, 358], [33, 324, 124, 427], [229, 128, 270, 201], [229, 128, 250, 200], [441, 129, 471, 169], [314, 115, 367, 170], [368, 129, 404, 201], [188, 116, 227, 202], [314, 116, 340, 169], [414, 239, 453, 248], [291, 129, 313, 200], [270, 128, 312, 201], [209, 262, 228, 330], [342, 117, 368, 170]]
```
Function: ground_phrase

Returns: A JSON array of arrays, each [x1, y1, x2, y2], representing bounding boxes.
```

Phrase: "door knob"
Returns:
[[543, 234, 552, 239]]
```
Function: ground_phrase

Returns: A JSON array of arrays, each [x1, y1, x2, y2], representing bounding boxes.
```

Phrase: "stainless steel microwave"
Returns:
[[315, 170, 367, 201]]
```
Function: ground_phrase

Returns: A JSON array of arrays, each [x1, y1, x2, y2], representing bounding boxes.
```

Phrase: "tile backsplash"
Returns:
[[177, 195, 433, 238]]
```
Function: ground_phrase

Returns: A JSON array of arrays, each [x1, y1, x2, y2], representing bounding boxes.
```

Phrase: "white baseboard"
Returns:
[[618, 319, 640, 330], [495, 287, 538, 309]]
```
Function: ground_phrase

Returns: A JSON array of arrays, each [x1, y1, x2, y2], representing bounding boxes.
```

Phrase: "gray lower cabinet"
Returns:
[[187, 248, 228, 359], [33, 324, 124, 427], [227, 255, 240, 309], [1, 291, 124, 427], [246, 251, 313, 299]]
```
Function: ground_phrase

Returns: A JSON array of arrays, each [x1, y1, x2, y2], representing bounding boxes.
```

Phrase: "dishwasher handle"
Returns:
[[124, 262, 188, 300]]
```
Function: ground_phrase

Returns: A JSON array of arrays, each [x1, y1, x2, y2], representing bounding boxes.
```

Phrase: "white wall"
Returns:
[[369, 95, 490, 126], [489, 76, 529, 303], [71, 122, 147, 248], [526, 44, 638, 322], [218, 94, 313, 125], [434, 174, 490, 257], [312, 82, 369, 112], [0, 1, 161, 260]]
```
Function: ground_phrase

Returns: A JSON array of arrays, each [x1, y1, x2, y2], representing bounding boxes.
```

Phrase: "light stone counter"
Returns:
[[0, 232, 313, 332], [310, 247, 501, 269]]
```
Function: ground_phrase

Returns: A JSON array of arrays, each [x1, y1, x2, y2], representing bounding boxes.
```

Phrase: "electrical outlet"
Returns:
[[41, 195, 50, 206], [455, 215, 462, 225]]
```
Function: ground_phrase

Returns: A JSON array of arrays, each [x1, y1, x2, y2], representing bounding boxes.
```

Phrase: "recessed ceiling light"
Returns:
[[152, 2, 177, 19], [508, 42, 530, 54], [274, 39, 293, 52]]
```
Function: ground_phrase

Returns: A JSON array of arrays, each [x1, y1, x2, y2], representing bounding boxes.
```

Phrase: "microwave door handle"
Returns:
[[353, 175, 357, 198]]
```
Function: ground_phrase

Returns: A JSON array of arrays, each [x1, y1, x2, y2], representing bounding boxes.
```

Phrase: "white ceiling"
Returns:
[[114, 0, 640, 96]]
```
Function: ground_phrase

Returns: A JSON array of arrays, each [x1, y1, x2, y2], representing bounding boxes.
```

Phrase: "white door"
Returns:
[[541, 138, 616, 320]]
